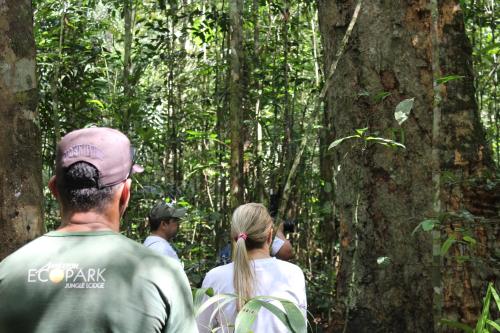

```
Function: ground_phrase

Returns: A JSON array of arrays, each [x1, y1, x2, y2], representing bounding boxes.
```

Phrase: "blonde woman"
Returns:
[[197, 203, 307, 332]]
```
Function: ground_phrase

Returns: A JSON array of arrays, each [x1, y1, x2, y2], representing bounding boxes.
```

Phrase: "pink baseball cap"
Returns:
[[56, 127, 143, 188]]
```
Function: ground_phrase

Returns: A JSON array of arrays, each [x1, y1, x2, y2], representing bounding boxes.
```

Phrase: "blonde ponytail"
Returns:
[[231, 203, 273, 310]]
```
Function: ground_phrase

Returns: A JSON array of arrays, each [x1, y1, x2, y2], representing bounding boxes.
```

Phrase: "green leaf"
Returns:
[[490, 283, 500, 312], [486, 319, 500, 331], [195, 293, 237, 317], [441, 236, 456, 256], [365, 137, 406, 149], [193, 287, 214, 313], [412, 219, 438, 235], [280, 301, 307, 333], [475, 283, 492, 333], [374, 91, 391, 102], [355, 127, 368, 136], [462, 236, 476, 246], [235, 299, 263, 333], [258, 302, 293, 331], [436, 75, 465, 85], [422, 219, 437, 232], [328, 135, 360, 150], [86, 99, 105, 110], [394, 98, 414, 125], [252, 296, 306, 333]]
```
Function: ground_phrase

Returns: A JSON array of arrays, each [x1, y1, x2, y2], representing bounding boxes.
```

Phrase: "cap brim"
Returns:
[[172, 208, 187, 218]]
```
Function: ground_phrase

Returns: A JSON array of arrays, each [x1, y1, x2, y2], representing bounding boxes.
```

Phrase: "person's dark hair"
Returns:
[[56, 162, 118, 212], [148, 215, 163, 232]]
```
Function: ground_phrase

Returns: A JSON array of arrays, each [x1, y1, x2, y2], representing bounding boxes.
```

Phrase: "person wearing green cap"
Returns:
[[144, 201, 187, 261]]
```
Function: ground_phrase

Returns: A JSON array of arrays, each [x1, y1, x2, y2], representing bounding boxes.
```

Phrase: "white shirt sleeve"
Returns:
[[270, 237, 285, 256]]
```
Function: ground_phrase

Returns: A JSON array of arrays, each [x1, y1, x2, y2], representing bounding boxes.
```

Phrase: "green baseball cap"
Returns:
[[149, 202, 186, 221]]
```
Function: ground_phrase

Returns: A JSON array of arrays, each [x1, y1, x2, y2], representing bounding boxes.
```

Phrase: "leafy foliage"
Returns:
[[193, 288, 307, 333], [31, 0, 498, 330], [442, 283, 500, 333]]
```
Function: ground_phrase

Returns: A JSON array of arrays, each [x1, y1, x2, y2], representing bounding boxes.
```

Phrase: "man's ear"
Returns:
[[48, 176, 59, 199], [119, 179, 132, 215]]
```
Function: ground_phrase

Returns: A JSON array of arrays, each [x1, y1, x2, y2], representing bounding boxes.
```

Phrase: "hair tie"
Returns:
[[236, 232, 248, 241]]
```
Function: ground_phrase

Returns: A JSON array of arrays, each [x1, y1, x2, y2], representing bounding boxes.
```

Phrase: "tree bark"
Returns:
[[122, 0, 133, 132], [317, 1, 499, 332], [0, 0, 44, 260], [229, 0, 244, 209]]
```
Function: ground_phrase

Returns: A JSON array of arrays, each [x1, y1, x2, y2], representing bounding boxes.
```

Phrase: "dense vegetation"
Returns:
[[26, 0, 499, 331]]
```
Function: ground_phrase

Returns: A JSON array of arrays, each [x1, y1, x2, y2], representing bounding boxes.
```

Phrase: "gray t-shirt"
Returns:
[[0, 230, 198, 333]]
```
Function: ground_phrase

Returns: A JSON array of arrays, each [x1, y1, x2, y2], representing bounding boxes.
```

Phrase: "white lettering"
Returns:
[[85, 283, 105, 289], [75, 269, 87, 282], [87, 268, 96, 282], [65, 269, 75, 282], [27, 269, 37, 282], [96, 268, 106, 282]]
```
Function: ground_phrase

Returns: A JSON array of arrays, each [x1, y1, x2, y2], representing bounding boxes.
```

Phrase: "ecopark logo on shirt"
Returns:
[[27, 263, 107, 289]]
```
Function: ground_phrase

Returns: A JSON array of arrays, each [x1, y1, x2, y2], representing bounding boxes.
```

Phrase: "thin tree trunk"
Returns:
[[252, 0, 264, 203], [51, 3, 66, 146], [282, 0, 292, 182], [122, 0, 133, 131], [0, 0, 44, 260], [229, 0, 244, 209], [214, 0, 229, 253], [430, 0, 443, 330]]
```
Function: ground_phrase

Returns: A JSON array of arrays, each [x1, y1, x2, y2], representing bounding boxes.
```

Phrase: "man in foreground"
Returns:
[[0, 127, 198, 333], [144, 201, 186, 261]]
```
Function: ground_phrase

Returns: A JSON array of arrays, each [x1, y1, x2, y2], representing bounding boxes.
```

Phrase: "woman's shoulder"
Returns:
[[274, 258, 303, 271], [257, 258, 304, 278], [205, 262, 234, 280]]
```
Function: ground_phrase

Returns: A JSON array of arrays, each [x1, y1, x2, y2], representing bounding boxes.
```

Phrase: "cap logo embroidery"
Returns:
[[63, 144, 104, 160]]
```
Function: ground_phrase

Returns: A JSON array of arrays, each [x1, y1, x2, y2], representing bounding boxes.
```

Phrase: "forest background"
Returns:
[[0, 0, 499, 332]]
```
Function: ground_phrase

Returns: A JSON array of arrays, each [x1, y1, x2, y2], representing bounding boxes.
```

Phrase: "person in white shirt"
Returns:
[[143, 201, 186, 261], [197, 203, 307, 333]]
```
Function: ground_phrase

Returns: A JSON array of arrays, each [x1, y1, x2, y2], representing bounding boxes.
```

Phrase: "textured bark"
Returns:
[[0, 0, 43, 260], [319, 84, 337, 242], [229, 0, 244, 209], [251, 0, 265, 204], [317, 1, 498, 332]]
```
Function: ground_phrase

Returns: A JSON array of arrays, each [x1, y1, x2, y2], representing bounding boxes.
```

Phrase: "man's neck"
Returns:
[[58, 211, 119, 232], [151, 230, 169, 241]]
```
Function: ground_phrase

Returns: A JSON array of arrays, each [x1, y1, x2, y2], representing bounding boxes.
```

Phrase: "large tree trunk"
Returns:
[[0, 0, 44, 260], [317, 1, 499, 332]]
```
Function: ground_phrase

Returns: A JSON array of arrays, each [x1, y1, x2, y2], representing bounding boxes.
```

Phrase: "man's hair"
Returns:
[[148, 215, 176, 232], [56, 162, 119, 212], [148, 214, 163, 232]]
